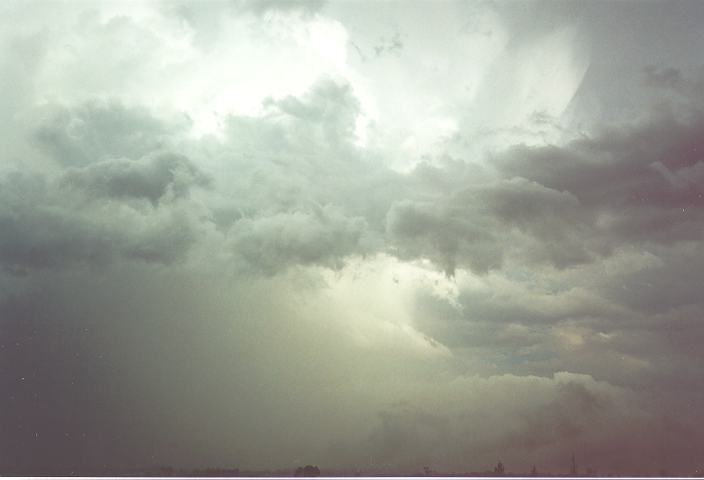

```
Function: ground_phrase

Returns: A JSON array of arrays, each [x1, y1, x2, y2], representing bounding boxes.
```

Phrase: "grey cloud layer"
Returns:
[[2, 0, 704, 475], [61, 153, 210, 205], [31, 101, 189, 166], [3, 70, 704, 472]]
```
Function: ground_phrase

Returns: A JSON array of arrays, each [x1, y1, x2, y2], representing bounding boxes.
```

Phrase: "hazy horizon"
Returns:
[[1, 0, 704, 477]]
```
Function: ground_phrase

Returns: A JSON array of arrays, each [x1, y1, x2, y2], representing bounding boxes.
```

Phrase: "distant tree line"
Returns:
[[189, 467, 241, 477]]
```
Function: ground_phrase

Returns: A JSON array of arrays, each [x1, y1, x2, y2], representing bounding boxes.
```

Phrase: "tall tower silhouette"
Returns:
[[570, 453, 578, 476]]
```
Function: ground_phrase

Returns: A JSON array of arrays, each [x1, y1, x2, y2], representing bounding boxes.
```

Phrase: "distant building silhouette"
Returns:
[[570, 453, 578, 476]]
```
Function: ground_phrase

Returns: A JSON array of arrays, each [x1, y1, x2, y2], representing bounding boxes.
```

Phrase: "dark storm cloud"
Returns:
[[0, 166, 206, 273], [386, 175, 598, 274], [392, 69, 704, 418], [495, 105, 704, 246], [0, 201, 200, 272], [12, 79, 385, 278], [6, 0, 703, 283], [593, 242, 704, 318], [3, 0, 704, 475], [0, 93, 212, 276], [61, 153, 211, 205], [4, 68, 704, 474], [32, 100, 189, 166], [229, 206, 370, 275], [386, 198, 502, 275], [385, 75, 704, 275]]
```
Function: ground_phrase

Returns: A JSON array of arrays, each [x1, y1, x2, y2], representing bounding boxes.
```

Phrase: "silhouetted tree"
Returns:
[[494, 460, 505, 475], [294, 465, 321, 477]]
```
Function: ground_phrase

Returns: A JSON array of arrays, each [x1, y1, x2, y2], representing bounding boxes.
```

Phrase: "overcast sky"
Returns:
[[2, 0, 704, 475]]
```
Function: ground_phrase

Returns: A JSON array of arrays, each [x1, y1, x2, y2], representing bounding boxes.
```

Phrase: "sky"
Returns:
[[1, 0, 704, 475]]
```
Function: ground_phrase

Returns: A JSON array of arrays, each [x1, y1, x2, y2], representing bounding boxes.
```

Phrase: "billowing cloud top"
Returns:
[[2, 0, 704, 476]]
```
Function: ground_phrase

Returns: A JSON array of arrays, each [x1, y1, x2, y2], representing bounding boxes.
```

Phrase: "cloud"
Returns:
[[31, 100, 190, 166], [61, 152, 211, 205], [2, 1, 704, 475], [364, 372, 672, 473], [386, 198, 502, 275], [235, 0, 326, 17], [494, 105, 704, 250], [259, 78, 363, 151], [0, 167, 205, 273], [228, 205, 371, 274], [373, 32, 403, 58], [385, 176, 598, 274]]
